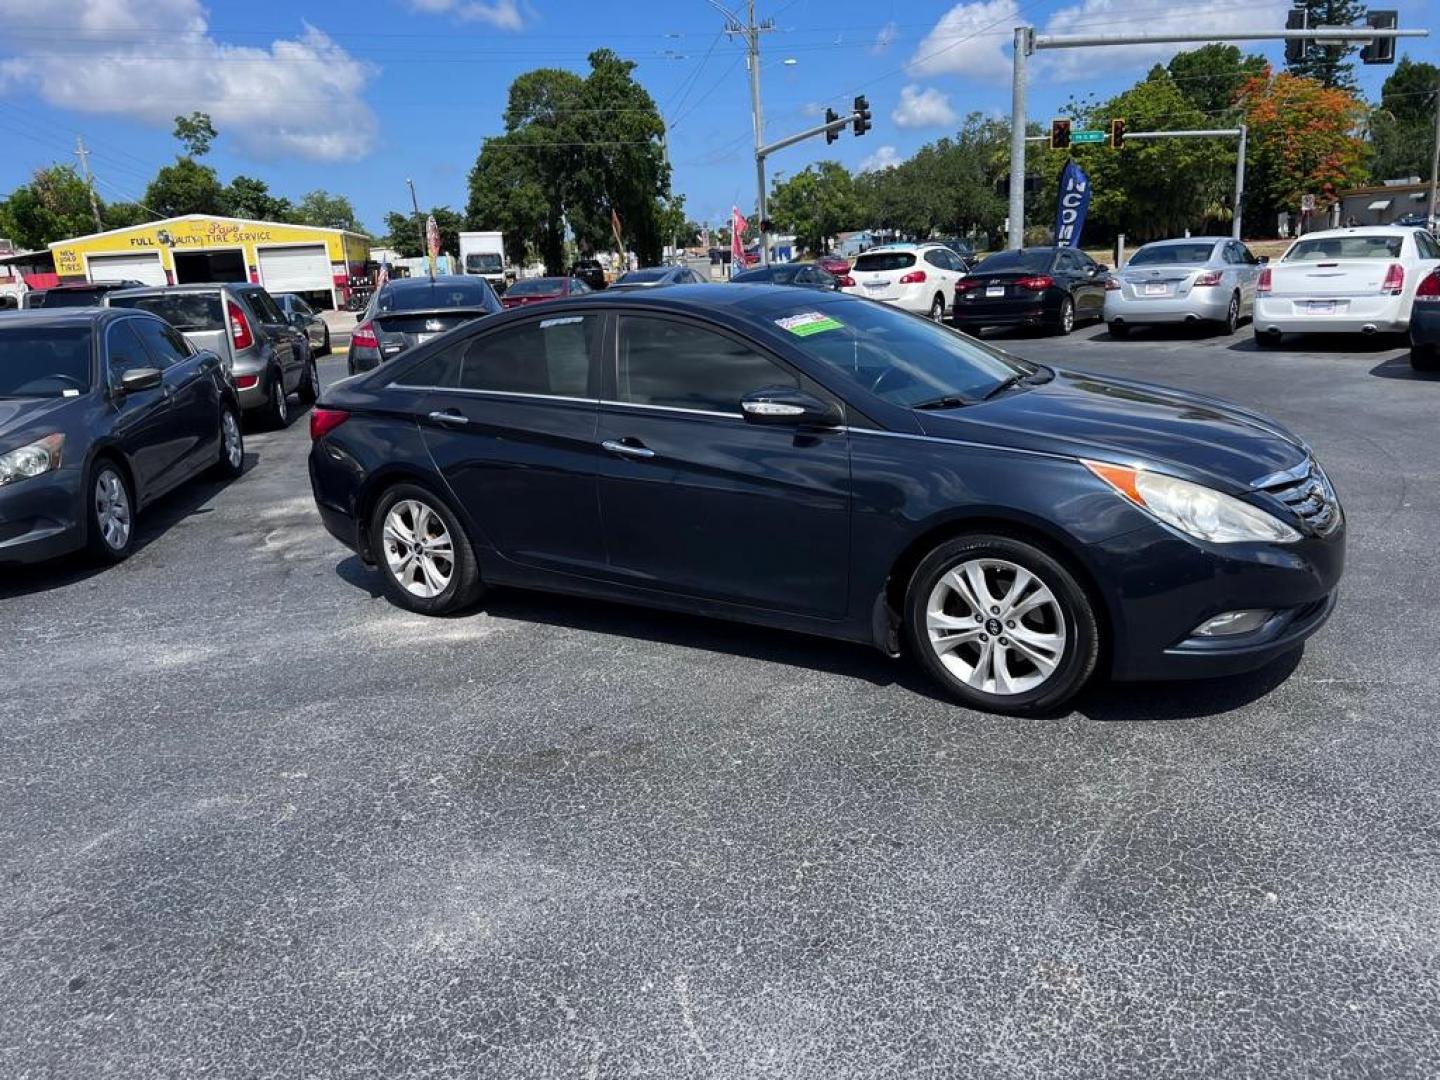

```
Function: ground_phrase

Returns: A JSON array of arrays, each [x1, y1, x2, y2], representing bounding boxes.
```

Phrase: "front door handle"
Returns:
[[602, 439, 655, 459], [427, 409, 470, 426]]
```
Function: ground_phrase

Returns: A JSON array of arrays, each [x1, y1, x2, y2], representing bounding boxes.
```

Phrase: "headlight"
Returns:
[[0, 433, 64, 487], [1085, 460, 1300, 544]]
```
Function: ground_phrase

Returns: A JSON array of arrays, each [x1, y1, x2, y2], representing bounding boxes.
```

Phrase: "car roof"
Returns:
[[1141, 237, 1227, 245], [111, 282, 259, 296], [385, 274, 483, 288], [521, 282, 850, 320], [0, 307, 136, 328], [1295, 225, 1416, 239]]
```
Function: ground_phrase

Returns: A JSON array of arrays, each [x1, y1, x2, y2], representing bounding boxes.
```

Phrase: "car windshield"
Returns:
[[617, 269, 668, 284], [108, 292, 224, 331], [464, 253, 502, 272], [1285, 235, 1404, 260], [378, 281, 492, 312], [0, 325, 92, 396], [734, 266, 803, 284], [973, 250, 1054, 274], [853, 252, 916, 272], [506, 278, 565, 297], [774, 300, 1032, 408], [1128, 243, 1216, 266], [30, 288, 105, 309]]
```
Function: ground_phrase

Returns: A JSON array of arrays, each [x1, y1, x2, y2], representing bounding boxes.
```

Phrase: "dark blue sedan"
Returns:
[[308, 286, 1344, 714], [0, 308, 243, 565]]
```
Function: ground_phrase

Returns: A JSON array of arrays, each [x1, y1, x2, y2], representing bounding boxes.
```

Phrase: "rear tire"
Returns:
[[929, 294, 945, 322], [319, 326, 331, 357], [1053, 296, 1075, 336], [1108, 321, 1130, 338], [905, 533, 1099, 716], [265, 367, 291, 429], [86, 458, 135, 564], [370, 483, 484, 616], [298, 354, 321, 406], [1412, 342, 1440, 372], [1221, 291, 1240, 335], [210, 405, 245, 479]]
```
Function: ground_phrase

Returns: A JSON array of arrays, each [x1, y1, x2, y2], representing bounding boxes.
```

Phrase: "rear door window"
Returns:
[[107, 320, 155, 380], [245, 290, 286, 324]]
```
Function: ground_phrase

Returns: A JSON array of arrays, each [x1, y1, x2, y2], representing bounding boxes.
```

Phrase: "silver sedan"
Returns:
[[1104, 237, 1264, 336]]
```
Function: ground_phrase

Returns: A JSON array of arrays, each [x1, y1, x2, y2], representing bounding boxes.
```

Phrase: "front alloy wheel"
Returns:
[[906, 534, 1099, 714]]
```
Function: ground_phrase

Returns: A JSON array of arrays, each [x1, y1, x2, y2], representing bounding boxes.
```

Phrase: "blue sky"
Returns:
[[0, 0, 1434, 238]]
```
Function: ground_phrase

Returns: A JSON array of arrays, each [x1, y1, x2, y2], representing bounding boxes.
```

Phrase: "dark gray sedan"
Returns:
[[277, 293, 330, 356], [731, 263, 841, 290], [348, 276, 502, 375], [0, 308, 244, 565], [607, 265, 707, 291]]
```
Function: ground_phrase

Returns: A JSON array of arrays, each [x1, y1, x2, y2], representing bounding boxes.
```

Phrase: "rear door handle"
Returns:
[[427, 409, 470, 426], [602, 439, 655, 459]]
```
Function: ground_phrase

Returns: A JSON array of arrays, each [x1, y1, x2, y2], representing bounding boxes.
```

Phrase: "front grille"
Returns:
[[1257, 461, 1341, 536]]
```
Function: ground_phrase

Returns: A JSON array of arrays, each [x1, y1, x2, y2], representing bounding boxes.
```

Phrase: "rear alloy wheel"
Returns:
[[1221, 292, 1240, 335], [371, 484, 483, 615], [1054, 297, 1075, 336], [1412, 342, 1440, 372], [87, 461, 135, 563], [266, 368, 291, 429], [906, 534, 1099, 715], [211, 406, 245, 479], [929, 294, 946, 322]]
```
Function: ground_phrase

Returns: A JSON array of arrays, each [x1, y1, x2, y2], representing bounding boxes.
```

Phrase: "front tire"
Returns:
[[1053, 296, 1075, 336], [1412, 342, 1440, 372], [905, 534, 1100, 715], [370, 484, 483, 615], [86, 459, 135, 563]]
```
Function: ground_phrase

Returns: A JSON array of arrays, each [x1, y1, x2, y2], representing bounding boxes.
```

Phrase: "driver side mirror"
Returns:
[[119, 367, 163, 393], [741, 386, 842, 428]]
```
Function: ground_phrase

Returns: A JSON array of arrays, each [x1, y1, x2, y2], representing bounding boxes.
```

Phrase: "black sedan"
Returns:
[[348, 275, 502, 375], [952, 247, 1109, 336], [308, 286, 1343, 715], [0, 308, 244, 565], [1411, 267, 1440, 371], [607, 265, 707, 291], [731, 263, 841, 290]]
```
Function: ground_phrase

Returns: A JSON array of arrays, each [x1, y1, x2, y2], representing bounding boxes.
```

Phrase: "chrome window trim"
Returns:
[[386, 384, 597, 406], [599, 399, 742, 420]]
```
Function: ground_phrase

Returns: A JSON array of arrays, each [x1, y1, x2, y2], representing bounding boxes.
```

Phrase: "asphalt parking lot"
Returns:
[[3, 321, 1439, 1078]]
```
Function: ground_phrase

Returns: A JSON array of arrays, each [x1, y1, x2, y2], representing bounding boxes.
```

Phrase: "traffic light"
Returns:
[[852, 95, 872, 137], [1109, 118, 1126, 149], [759, 219, 774, 233], [825, 107, 840, 145], [1050, 118, 1071, 151], [1361, 10, 1398, 64], [1284, 8, 1307, 64]]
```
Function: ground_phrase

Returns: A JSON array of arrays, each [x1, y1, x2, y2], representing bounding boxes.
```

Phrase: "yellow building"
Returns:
[[49, 214, 371, 310]]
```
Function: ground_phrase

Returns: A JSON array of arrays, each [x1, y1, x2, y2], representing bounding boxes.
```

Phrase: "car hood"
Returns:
[[920, 368, 1308, 491], [0, 396, 77, 447]]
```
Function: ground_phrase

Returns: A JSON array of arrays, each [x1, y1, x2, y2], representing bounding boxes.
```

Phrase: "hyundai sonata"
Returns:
[[309, 287, 1343, 715]]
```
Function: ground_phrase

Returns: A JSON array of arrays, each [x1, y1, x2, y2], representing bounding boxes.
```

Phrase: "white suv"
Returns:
[[841, 243, 967, 320], [1253, 225, 1440, 344]]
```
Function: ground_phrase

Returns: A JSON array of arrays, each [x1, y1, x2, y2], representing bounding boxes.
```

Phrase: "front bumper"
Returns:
[[0, 468, 85, 565], [1105, 289, 1231, 325], [1092, 518, 1345, 682], [1254, 294, 1409, 335]]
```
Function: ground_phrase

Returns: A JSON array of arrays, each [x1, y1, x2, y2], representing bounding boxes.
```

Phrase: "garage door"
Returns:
[[87, 252, 166, 287], [257, 245, 331, 294]]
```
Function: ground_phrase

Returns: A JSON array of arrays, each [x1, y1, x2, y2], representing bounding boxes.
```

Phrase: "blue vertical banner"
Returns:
[[1054, 160, 1091, 248]]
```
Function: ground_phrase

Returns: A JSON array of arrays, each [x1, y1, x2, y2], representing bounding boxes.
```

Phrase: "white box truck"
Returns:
[[458, 231, 510, 293]]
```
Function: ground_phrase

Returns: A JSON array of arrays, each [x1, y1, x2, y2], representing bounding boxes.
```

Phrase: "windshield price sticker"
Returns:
[[776, 311, 843, 337]]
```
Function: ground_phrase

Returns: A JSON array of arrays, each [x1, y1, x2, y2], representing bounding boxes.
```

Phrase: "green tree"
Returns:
[[173, 111, 218, 157], [0, 165, 103, 248], [143, 157, 225, 217], [293, 189, 364, 232], [221, 175, 294, 222], [1284, 0, 1367, 90], [769, 162, 861, 255], [103, 202, 152, 230], [1369, 56, 1439, 181], [1167, 44, 1268, 115], [383, 206, 464, 258]]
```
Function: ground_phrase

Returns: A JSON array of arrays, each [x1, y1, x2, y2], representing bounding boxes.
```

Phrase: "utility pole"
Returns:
[[73, 136, 104, 233], [406, 178, 432, 281], [1006, 24, 1428, 249], [1429, 81, 1440, 228], [715, 0, 774, 264], [1234, 123, 1248, 240]]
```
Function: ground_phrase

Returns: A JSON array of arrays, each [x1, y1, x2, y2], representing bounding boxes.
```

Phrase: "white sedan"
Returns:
[[1253, 225, 1440, 345], [840, 243, 967, 321]]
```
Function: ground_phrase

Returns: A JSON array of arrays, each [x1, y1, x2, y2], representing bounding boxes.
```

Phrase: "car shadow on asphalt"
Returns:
[[1093, 323, 1234, 344], [334, 556, 1306, 722], [1368, 354, 1440, 381], [1225, 333, 1408, 356], [0, 452, 260, 600]]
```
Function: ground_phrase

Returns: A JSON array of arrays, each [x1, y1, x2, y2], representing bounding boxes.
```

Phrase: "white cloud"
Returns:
[[0, 0, 378, 162], [859, 145, 902, 172], [409, 0, 525, 30], [906, 0, 1018, 81], [892, 85, 959, 129], [872, 21, 899, 54], [1037, 0, 1289, 78]]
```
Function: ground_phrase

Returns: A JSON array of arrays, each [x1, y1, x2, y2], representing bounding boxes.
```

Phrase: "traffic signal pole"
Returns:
[[1006, 25, 1428, 249]]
